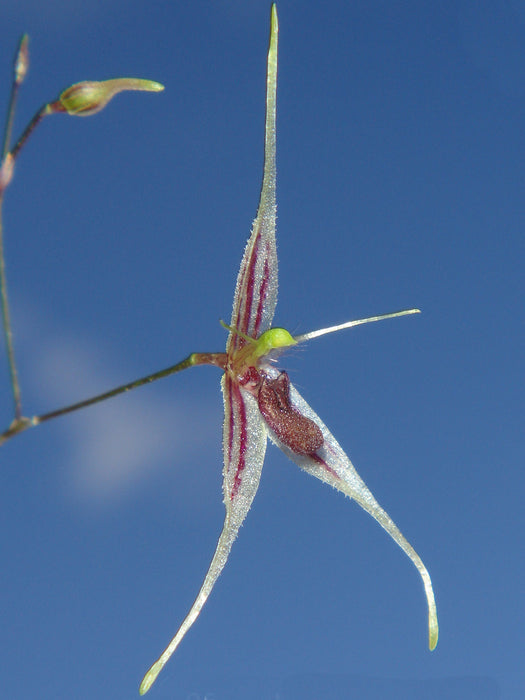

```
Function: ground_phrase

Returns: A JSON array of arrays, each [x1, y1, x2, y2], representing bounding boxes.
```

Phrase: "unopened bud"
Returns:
[[15, 34, 29, 85], [56, 78, 164, 117], [0, 154, 15, 192]]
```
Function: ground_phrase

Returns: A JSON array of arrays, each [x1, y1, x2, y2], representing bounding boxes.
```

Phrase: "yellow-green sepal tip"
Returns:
[[429, 612, 439, 651], [139, 659, 164, 695]]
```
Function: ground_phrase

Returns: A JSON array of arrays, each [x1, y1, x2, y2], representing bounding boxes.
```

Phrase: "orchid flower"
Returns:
[[139, 5, 438, 694], [0, 6, 438, 695]]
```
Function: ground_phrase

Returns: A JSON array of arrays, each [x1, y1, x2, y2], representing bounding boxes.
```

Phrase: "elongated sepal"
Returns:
[[55, 78, 164, 116], [227, 3, 279, 349], [262, 371, 439, 652]]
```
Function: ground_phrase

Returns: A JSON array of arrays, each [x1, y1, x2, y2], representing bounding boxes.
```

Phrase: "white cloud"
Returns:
[[63, 393, 209, 503], [24, 324, 221, 507]]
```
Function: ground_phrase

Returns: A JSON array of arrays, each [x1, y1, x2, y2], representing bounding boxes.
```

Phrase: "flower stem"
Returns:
[[0, 196, 22, 418], [0, 352, 226, 446], [0, 36, 31, 420], [2, 35, 29, 159], [10, 103, 54, 161]]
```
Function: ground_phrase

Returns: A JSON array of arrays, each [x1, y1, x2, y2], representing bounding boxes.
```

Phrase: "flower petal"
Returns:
[[228, 4, 278, 350], [222, 374, 268, 507], [139, 376, 267, 695], [262, 372, 439, 652]]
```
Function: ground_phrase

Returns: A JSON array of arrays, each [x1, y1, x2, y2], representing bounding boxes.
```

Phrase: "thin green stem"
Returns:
[[0, 102, 59, 422], [0, 196, 22, 418], [0, 103, 57, 422], [0, 352, 226, 446], [0, 36, 31, 419]]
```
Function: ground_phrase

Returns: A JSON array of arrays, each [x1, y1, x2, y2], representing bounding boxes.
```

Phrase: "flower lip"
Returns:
[[257, 370, 324, 455]]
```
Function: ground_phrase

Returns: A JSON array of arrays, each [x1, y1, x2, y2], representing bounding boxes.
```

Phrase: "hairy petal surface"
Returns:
[[262, 369, 438, 651], [222, 374, 268, 510], [228, 5, 278, 352], [139, 379, 267, 695]]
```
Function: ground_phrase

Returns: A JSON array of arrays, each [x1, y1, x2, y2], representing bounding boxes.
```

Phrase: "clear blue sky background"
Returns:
[[0, 1, 523, 699]]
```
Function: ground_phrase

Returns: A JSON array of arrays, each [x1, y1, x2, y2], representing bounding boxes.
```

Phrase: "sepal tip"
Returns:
[[139, 659, 163, 695]]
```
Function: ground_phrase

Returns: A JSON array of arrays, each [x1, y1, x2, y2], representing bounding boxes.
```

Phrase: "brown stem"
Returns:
[[10, 103, 54, 161]]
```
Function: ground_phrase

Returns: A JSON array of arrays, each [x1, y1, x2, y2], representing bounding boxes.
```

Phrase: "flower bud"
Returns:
[[15, 34, 29, 85], [56, 78, 164, 117], [0, 153, 15, 192]]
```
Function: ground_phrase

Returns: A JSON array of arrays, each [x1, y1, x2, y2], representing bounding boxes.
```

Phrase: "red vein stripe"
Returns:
[[233, 228, 261, 347], [310, 452, 340, 479], [254, 244, 271, 334], [225, 376, 249, 500], [231, 223, 273, 352]]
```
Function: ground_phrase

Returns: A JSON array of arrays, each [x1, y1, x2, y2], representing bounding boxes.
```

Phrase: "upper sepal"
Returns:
[[228, 5, 278, 350]]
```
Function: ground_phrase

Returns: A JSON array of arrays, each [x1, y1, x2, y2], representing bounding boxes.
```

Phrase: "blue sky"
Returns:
[[0, 1, 523, 698]]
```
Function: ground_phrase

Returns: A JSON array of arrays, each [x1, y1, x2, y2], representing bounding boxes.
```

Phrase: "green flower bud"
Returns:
[[15, 34, 29, 85], [56, 78, 164, 117]]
